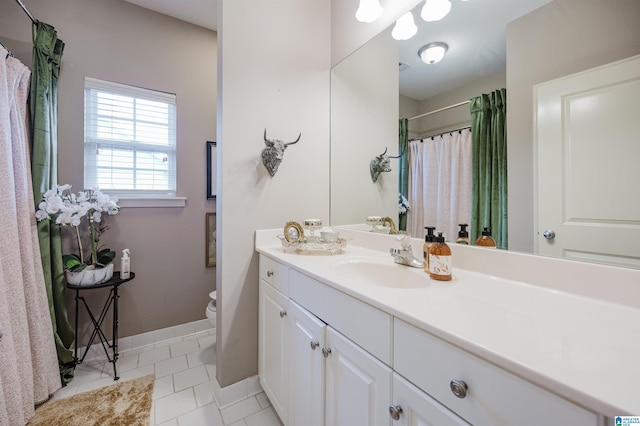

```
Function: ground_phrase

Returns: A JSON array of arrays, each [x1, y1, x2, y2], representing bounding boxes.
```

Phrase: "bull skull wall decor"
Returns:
[[370, 147, 403, 183], [261, 129, 301, 177]]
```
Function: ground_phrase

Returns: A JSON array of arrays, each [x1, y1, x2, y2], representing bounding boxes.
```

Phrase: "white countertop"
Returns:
[[255, 228, 640, 417]]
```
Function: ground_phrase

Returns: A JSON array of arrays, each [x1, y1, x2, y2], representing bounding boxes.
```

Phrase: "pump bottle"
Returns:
[[456, 224, 470, 244], [475, 227, 497, 248], [423, 227, 436, 273], [429, 232, 452, 281]]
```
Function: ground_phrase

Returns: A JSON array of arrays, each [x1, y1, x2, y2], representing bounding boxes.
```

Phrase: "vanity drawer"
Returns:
[[259, 255, 289, 295], [289, 268, 392, 366], [393, 320, 599, 426]]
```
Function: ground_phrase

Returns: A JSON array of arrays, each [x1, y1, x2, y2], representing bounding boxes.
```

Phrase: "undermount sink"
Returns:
[[330, 258, 429, 289]]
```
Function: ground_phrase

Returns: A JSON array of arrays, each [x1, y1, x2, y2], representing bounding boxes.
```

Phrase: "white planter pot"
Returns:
[[66, 263, 114, 286]]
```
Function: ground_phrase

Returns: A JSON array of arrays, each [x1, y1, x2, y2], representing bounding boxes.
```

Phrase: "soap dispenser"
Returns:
[[475, 227, 497, 248], [429, 232, 452, 281], [423, 227, 436, 273], [456, 224, 470, 244]]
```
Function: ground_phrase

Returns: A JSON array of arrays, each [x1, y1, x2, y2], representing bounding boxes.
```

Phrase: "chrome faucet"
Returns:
[[390, 234, 424, 268]]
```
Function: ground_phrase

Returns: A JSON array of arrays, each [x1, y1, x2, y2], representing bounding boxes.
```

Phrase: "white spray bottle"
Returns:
[[120, 249, 131, 279]]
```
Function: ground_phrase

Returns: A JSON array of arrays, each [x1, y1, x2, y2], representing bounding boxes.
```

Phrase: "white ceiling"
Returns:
[[122, 0, 551, 101], [123, 0, 217, 31]]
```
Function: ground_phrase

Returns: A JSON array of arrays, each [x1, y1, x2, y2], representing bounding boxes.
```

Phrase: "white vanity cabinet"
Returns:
[[390, 373, 469, 426], [258, 257, 290, 423], [287, 299, 326, 426], [394, 319, 600, 426]]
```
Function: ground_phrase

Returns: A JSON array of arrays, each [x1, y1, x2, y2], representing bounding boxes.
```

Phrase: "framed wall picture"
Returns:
[[206, 141, 217, 199], [206, 212, 216, 267]]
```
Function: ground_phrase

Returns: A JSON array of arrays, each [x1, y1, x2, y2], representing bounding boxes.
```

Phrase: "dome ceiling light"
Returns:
[[418, 42, 449, 64]]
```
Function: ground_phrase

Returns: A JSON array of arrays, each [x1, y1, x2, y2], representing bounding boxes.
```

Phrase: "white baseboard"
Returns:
[[75, 318, 212, 363]]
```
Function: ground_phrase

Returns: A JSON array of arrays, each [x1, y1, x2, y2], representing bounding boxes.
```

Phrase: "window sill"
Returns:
[[117, 197, 187, 208]]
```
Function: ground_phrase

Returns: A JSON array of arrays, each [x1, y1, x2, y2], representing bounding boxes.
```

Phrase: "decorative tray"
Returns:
[[277, 235, 347, 254]]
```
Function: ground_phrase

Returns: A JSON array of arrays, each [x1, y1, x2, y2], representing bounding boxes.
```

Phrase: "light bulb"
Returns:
[[355, 0, 383, 23], [420, 0, 452, 22], [418, 42, 448, 64], [392, 11, 418, 41]]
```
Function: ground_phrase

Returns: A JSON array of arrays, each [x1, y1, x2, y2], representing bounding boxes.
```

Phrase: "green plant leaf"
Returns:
[[62, 254, 85, 271], [96, 248, 116, 267]]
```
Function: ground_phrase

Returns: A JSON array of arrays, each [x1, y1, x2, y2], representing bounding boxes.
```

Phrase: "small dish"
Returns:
[[320, 231, 340, 243]]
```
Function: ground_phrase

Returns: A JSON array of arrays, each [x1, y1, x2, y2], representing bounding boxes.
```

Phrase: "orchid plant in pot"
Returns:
[[35, 184, 120, 286]]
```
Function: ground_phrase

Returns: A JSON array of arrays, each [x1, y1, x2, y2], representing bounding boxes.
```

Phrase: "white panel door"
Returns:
[[258, 280, 289, 423], [325, 327, 392, 426], [391, 373, 470, 426], [535, 54, 640, 268], [288, 300, 326, 426]]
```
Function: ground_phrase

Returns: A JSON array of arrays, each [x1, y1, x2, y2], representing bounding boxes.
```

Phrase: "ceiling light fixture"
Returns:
[[355, 0, 383, 23], [391, 11, 418, 40], [418, 42, 449, 64], [420, 0, 452, 22]]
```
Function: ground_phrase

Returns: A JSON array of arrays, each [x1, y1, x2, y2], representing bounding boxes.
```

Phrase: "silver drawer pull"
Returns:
[[322, 347, 332, 358], [310, 340, 319, 350], [267, 270, 274, 277], [450, 379, 468, 398], [279, 310, 287, 318], [389, 404, 403, 421]]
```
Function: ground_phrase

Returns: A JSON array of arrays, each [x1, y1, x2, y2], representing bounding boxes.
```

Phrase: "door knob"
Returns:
[[267, 270, 274, 277], [322, 347, 332, 358], [310, 340, 319, 350], [542, 229, 556, 240], [279, 310, 287, 318], [389, 405, 403, 421]]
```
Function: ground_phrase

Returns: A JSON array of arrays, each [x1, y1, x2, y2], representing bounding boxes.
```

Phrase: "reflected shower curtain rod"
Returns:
[[407, 100, 470, 121], [15, 0, 37, 24], [409, 125, 471, 142]]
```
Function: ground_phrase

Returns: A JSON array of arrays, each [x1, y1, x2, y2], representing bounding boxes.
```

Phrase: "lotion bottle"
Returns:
[[422, 227, 436, 274], [429, 233, 452, 281], [120, 249, 131, 279], [475, 227, 497, 248], [456, 224, 470, 244]]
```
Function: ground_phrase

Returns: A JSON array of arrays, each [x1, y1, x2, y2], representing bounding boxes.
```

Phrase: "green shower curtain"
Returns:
[[470, 89, 508, 249], [398, 118, 409, 232], [30, 21, 75, 385]]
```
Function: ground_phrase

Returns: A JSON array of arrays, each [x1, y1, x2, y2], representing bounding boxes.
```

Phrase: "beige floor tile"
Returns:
[[139, 345, 171, 366], [244, 407, 283, 426], [155, 355, 188, 378]]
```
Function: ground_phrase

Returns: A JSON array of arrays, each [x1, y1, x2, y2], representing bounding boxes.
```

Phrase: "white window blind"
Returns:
[[84, 77, 177, 199]]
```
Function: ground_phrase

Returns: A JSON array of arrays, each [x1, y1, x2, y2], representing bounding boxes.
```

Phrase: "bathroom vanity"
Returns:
[[256, 228, 640, 425]]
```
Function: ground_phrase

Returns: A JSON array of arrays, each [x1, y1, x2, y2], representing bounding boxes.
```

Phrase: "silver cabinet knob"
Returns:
[[322, 347, 332, 358], [267, 270, 274, 277], [279, 310, 287, 318], [389, 405, 403, 421], [310, 340, 319, 350], [450, 379, 468, 398], [542, 229, 556, 240]]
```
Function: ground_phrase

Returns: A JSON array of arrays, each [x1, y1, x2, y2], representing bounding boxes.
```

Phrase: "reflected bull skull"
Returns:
[[261, 129, 301, 177], [370, 147, 402, 183]]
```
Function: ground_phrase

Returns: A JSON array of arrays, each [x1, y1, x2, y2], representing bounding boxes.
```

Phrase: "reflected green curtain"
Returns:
[[398, 118, 409, 232], [470, 89, 508, 249], [30, 22, 75, 385]]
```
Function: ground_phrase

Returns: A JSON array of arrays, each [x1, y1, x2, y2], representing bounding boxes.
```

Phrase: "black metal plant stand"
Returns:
[[67, 272, 135, 381]]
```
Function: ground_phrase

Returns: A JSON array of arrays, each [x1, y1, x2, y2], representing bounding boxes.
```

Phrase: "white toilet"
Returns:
[[205, 291, 217, 328]]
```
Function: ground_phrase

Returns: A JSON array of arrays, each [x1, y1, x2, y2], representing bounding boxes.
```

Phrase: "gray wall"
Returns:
[[217, 0, 331, 386], [0, 0, 217, 344], [507, 0, 640, 253]]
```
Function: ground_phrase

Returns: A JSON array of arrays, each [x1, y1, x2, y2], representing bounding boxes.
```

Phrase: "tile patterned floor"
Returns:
[[50, 328, 283, 426]]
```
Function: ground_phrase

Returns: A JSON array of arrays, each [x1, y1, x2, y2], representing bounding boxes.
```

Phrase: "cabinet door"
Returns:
[[259, 280, 289, 423], [391, 373, 469, 426], [325, 327, 392, 426], [288, 300, 326, 426]]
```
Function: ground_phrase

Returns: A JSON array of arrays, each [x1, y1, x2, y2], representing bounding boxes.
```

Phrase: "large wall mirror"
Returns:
[[330, 0, 640, 267]]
